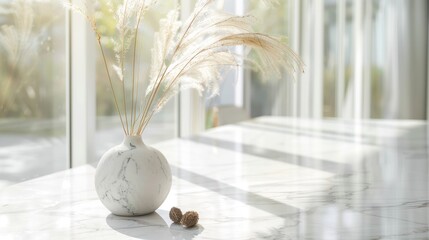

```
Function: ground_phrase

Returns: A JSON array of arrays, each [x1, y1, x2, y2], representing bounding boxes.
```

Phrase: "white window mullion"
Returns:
[[234, 0, 245, 108], [363, 0, 372, 119], [353, 0, 364, 119], [299, 0, 323, 118], [66, 7, 71, 168], [299, 0, 311, 118], [292, 0, 301, 118], [178, 0, 205, 137], [242, 0, 251, 117], [313, 0, 324, 118], [70, 0, 96, 167], [427, 1, 429, 120]]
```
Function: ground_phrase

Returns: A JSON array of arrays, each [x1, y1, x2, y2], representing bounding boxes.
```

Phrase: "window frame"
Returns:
[[69, 2, 96, 167]]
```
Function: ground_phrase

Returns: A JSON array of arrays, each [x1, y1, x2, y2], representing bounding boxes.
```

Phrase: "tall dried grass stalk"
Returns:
[[65, 0, 304, 136]]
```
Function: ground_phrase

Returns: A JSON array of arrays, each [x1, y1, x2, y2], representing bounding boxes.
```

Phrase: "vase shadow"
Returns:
[[169, 223, 205, 239], [106, 210, 204, 240]]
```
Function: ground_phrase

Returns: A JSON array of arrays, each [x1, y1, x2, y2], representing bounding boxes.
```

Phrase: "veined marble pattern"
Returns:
[[1, 117, 429, 239], [95, 136, 172, 216]]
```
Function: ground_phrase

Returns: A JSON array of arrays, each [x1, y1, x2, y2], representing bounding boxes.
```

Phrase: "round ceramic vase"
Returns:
[[95, 136, 172, 216]]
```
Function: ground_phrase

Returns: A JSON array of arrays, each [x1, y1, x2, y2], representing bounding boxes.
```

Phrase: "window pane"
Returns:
[[205, 1, 294, 128], [205, 1, 247, 129], [247, 0, 293, 118], [0, 1, 67, 189], [323, 1, 337, 117], [370, 0, 383, 118], [95, 1, 177, 158]]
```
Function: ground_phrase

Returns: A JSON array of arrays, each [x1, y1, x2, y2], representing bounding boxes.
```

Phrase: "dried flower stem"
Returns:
[[140, 47, 211, 133], [121, 0, 130, 134], [98, 36, 127, 135], [136, 66, 166, 134], [139, 45, 224, 134], [97, 41, 128, 134], [136, 3, 210, 134], [131, 2, 145, 135]]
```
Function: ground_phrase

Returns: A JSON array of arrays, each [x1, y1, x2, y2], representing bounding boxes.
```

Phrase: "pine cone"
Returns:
[[180, 211, 199, 228], [169, 207, 183, 223]]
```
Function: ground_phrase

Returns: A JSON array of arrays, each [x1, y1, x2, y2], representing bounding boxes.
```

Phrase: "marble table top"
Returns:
[[1, 117, 429, 239]]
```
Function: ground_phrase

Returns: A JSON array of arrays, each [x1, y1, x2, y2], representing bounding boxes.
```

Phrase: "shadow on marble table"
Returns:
[[106, 210, 204, 239]]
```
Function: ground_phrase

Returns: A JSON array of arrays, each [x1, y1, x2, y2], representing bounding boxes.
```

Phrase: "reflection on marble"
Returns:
[[1, 117, 429, 239], [105, 210, 204, 239]]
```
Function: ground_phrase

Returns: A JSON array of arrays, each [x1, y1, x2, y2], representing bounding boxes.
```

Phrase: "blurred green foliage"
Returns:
[[0, 1, 66, 119]]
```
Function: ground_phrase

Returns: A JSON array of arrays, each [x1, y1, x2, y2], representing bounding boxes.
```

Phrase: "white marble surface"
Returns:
[[1, 117, 429, 239]]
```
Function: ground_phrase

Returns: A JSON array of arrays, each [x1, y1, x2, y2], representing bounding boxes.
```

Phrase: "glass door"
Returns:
[[0, 0, 68, 189]]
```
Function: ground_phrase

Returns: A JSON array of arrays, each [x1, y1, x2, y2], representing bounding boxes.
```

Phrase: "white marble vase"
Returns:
[[95, 136, 172, 216]]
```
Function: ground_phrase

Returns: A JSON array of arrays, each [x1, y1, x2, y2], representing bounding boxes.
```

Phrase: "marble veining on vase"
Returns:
[[95, 136, 172, 216]]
